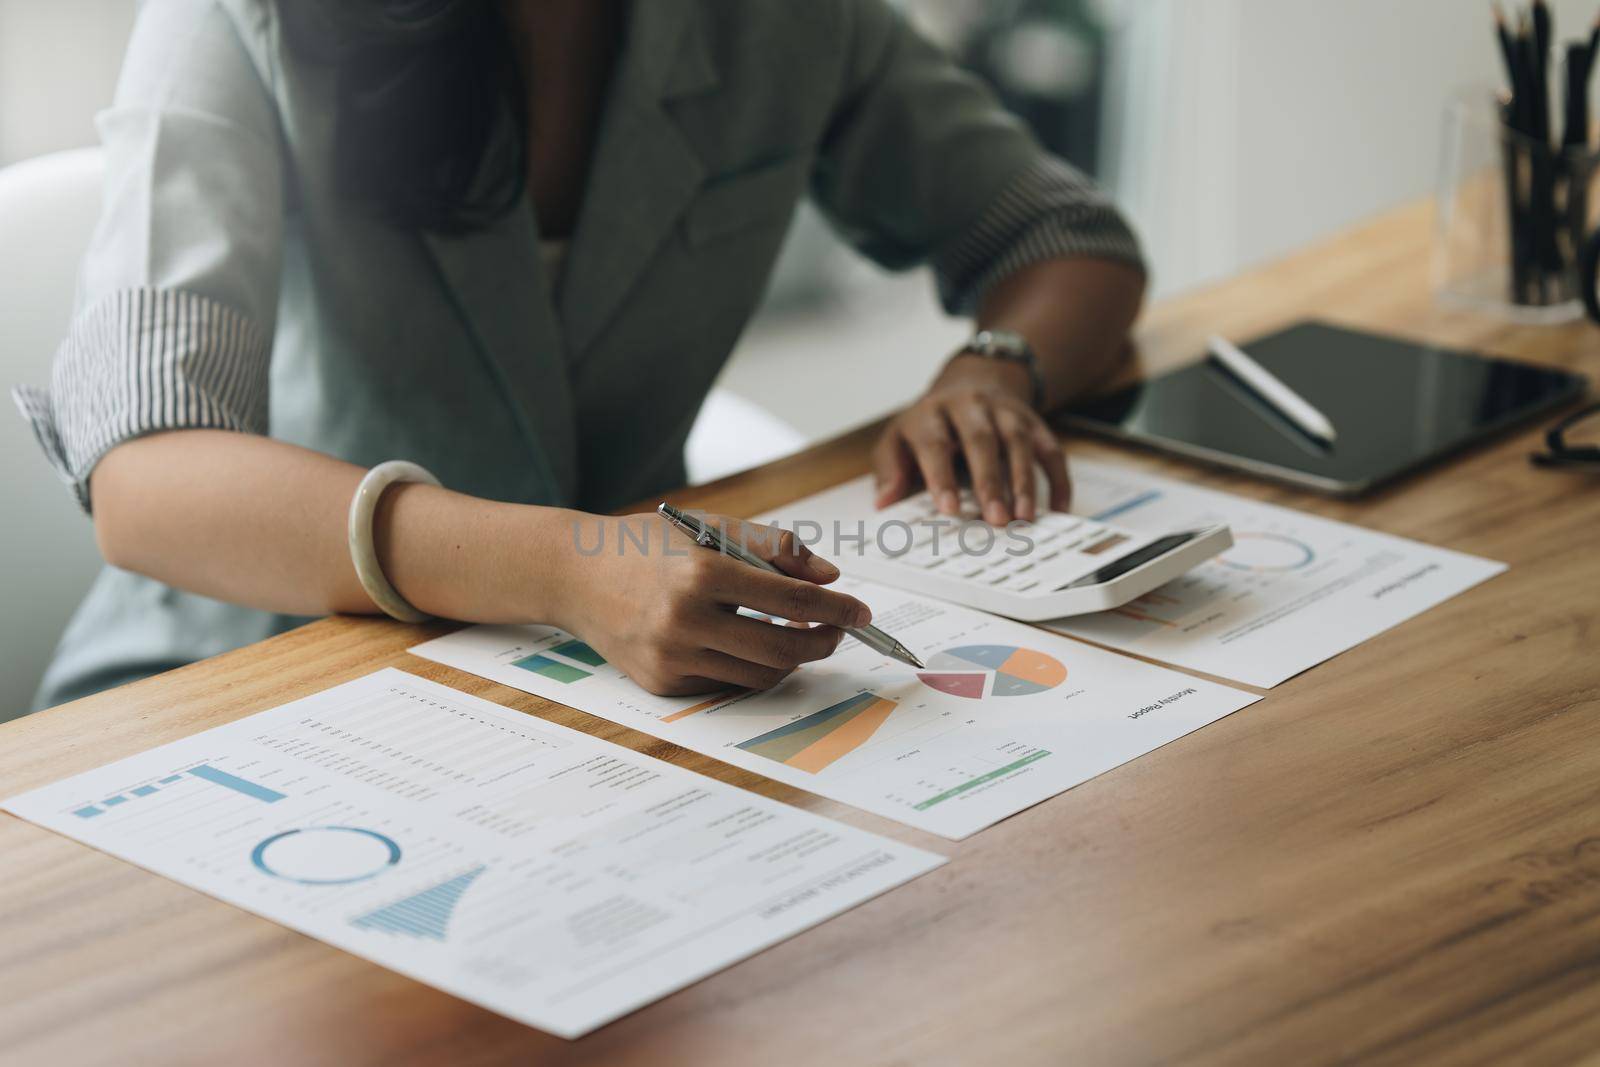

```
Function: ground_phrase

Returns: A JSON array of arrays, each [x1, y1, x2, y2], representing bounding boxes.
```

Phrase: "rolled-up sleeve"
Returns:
[[811, 1, 1144, 316], [11, 0, 282, 512]]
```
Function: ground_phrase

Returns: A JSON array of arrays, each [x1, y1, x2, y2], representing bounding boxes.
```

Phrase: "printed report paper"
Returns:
[[412, 585, 1260, 841], [769, 463, 1506, 689], [1049, 460, 1508, 686], [1, 669, 943, 1039]]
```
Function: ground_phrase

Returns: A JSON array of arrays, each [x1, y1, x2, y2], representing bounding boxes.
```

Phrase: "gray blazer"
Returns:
[[15, 0, 1142, 709]]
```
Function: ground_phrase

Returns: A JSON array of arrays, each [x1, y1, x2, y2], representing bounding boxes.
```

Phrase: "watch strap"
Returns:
[[959, 330, 1045, 410]]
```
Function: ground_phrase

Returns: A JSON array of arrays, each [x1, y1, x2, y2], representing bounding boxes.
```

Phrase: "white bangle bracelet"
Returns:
[[347, 460, 441, 624]]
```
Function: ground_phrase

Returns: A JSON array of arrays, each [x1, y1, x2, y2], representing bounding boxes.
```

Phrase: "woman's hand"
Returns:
[[872, 354, 1070, 525], [549, 513, 871, 697]]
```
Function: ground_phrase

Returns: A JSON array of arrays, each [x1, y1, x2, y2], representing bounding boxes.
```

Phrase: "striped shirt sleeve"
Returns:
[[11, 287, 270, 512], [933, 155, 1145, 317]]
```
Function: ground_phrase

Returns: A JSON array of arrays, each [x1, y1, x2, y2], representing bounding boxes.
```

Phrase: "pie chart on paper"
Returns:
[[917, 645, 1067, 699]]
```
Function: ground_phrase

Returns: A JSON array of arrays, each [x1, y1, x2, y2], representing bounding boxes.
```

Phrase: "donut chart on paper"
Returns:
[[1215, 532, 1315, 572], [917, 645, 1067, 699]]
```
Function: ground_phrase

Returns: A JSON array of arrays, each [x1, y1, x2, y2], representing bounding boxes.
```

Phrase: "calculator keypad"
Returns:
[[862, 491, 1155, 597]]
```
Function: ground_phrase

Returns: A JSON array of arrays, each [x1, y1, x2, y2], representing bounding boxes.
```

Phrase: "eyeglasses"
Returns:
[[1531, 401, 1600, 470]]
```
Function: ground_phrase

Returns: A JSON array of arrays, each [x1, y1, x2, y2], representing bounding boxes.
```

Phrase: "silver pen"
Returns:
[[657, 503, 926, 670]]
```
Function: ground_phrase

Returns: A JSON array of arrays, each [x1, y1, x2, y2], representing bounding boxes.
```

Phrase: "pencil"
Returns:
[[1493, 3, 1520, 96], [1533, 0, 1552, 72]]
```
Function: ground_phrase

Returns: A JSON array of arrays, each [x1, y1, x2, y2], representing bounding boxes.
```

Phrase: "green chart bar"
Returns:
[[550, 640, 607, 667], [913, 751, 1051, 810]]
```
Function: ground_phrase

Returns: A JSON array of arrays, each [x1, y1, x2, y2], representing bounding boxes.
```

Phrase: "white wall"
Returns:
[[1108, 0, 1597, 298], [0, 0, 136, 165]]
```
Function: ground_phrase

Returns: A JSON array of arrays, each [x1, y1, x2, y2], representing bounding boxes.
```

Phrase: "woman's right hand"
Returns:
[[548, 512, 873, 697]]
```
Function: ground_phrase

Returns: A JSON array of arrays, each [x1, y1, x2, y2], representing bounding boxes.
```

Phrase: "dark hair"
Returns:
[[282, 1, 527, 234]]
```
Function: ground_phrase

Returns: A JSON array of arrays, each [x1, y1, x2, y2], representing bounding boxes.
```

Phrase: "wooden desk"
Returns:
[[3, 201, 1598, 1066]]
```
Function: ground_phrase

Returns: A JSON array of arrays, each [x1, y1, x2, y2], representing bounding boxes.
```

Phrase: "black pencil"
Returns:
[[1534, 0, 1553, 72], [1494, 3, 1520, 95]]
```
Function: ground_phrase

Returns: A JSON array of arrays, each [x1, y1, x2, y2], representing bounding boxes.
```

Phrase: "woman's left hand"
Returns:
[[871, 354, 1070, 525]]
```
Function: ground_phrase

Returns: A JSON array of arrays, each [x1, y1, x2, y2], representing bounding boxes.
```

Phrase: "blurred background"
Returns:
[[0, 0, 1583, 718]]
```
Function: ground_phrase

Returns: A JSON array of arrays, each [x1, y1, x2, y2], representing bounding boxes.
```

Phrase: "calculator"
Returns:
[[845, 489, 1233, 622]]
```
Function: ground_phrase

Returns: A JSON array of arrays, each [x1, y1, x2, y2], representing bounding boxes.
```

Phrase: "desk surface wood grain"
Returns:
[[3, 200, 1599, 1066]]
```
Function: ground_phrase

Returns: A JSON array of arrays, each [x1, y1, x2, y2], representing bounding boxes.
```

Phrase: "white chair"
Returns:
[[0, 147, 106, 721]]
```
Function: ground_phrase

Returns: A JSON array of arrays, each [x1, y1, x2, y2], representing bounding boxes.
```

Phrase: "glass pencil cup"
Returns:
[[1434, 88, 1600, 324]]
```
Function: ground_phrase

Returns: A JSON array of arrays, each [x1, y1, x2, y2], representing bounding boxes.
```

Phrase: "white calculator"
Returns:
[[847, 490, 1232, 622]]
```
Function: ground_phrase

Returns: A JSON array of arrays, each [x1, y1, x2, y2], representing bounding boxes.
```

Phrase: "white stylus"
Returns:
[[1206, 335, 1338, 445]]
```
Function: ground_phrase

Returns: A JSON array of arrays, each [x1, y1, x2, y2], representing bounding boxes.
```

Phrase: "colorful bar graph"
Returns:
[[550, 639, 606, 667], [189, 763, 286, 803], [511, 653, 591, 684]]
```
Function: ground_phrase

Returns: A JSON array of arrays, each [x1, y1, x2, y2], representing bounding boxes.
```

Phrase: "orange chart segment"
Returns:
[[920, 645, 1068, 699], [662, 692, 741, 724], [737, 692, 898, 774], [788, 698, 897, 774], [998, 648, 1068, 688]]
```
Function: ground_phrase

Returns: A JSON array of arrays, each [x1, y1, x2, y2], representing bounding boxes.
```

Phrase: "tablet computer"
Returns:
[[1060, 320, 1590, 496]]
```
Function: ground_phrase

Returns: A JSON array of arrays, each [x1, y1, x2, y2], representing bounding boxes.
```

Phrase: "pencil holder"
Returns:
[[1435, 88, 1600, 324]]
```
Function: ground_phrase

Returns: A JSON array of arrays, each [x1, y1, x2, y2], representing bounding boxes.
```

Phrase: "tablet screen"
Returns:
[[1061, 321, 1589, 495]]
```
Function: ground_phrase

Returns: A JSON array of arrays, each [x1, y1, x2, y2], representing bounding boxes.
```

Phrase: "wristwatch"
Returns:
[[955, 330, 1045, 410]]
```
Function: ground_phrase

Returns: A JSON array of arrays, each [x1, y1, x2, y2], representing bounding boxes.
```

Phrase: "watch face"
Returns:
[[971, 331, 1031, 360], [982, 331, 1028, 352]]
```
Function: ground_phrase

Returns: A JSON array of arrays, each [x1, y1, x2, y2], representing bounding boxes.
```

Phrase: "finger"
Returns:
[[703, 614, 845, 671], [872, 427, 918, 508], [686, 648, 794, 692], [947, 401, 1010, 526], [714, 518, 839, 583], [903, 410, 962, 515], [1032, 423, 1072, 511], [995, 409, 1038, 522], [708, 565, 872, 628]]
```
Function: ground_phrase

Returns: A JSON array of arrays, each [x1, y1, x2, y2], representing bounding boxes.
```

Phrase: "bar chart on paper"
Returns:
[[69, 762, 286, 820], [512, 639, 608, 683]]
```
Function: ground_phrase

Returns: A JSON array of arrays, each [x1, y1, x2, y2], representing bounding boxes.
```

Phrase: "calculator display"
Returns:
[[1059, 531, 1201, 590]]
